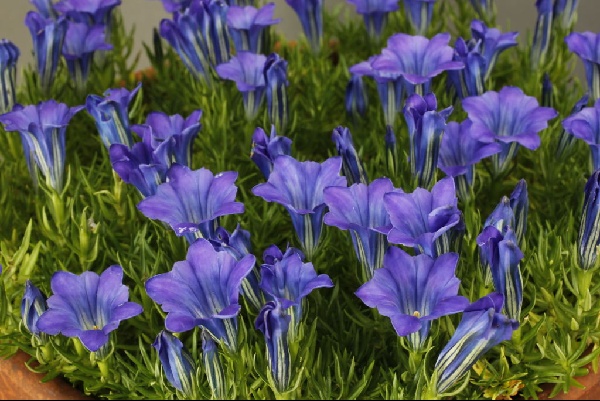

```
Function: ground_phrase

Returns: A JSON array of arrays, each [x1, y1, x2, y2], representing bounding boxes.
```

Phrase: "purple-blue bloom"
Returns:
[[0, 39, 19, 114], [36, 265, 143, 352], [324, 178, 396, 281], [216, 51, 267, 119], [145, 238, 255, 351], [195, 0, 231, 67], [331, 126, 368, 185], [285, 0, 322, 52], [226, 3, 280, 53], [159, 0, 194, 13], [509, 179, 529, 246], [153, 330, 195, 395], [433, 293, 519, 395], [355, 248, 468, 350], [21, 281, 47, 337], [62, 22, 113, 91], [131, 109, 203, 168], [30, 0, 59, 19], [530, 0, 553, 69], [447, 37, 486, 100], [86, 83, 141, 149], [250, 125, 292, 180], [345, 73, 368, 119], [137, 164, 245, 242], [383, 176, 463, 257], [0, 100, 84, 192], [54, 0, 121, 26], [25, 11, 68, 93], [470, 20, 519, 80], [346, 0, 399, 39], [562, 99, 600, 171], [462, 86, 557, 175], [255, 300, 291, 392], [264, 53, 289, 131], [578, 169, 600, 270], [252, 155, 347, 259], [556, 93, 589, 157], [553, 0, 579, 30], [403, 93, 453, 188], [403, 0, 436, 36], [565, 32, 600, 100], [438, 120, 501, 201]]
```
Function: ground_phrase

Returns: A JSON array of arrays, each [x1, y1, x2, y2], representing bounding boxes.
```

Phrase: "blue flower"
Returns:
[[137, 164, 245, 243], [578, 169, 600, 270], [345, 73, 368, 119], [255, 300, 291, 392], [196, 0, 231, 67], [160, 0, 194, 13], [86, 83, 141, 149], [331, 126, 368, 186], [0, 39, 20, 115], [447, 37, 486, 100], [324, 178, 397, 281], [562, 99, 600, 171], [30, 0, 59, 19], [36, 265, 143, 352], [145, 238, 255, 351], [264, 53, 289, 132], [252, 155, 347, 259], [509, 179, 529, 246], [565, 32, 600, 100], [403, 0, 436, 36], [21, 281, 47, 337], [556, 93, 589, 157], [356, 248, 468, 350], [553, 0, 579, 30], [25, 11, 68, 93], [250, 125, 292, 180], [153, 330, 195, 396], [530, 0, 553, 70], [54, 0, 122, 26], [226, 3, 280, 53], [0, 100, 84, 192], [470, 20, 518, 78], [383, 176, 463, 257], [347, 0, 399, 39], [285, 0, 322, 52], [462, 86, 557, 176], [403, 93, 453, 188], [433, 293, 518, 395]]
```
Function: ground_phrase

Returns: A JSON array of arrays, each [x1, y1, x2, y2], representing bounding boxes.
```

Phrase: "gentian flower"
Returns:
[[250, 125, 292, 180], [331, 126, 368, 186], [36, 265, 143, 353], [432, 293, 519, 395], [556, 93, 589, 157], [30, 0, 59, 19], [0, 100, 84, 192], [255, 300, 291, 392], [62, 22, 113, 92], [345, 73, 368, 119], [153, 330, 195, 396], [447, 37, 486, 100], [137, 164, 245, 243], [530, 0, 553, 70], [86, 83, 141, 149], [470, 20, 519, 80], [216, 51, 267, 119], [509, 179, 529, 246], [131, 109, 203, 168], [252, 155, 347, 259], [553, 0, 579, 30], [541, 73, 554, 108], [198, 0, 231, 67], [403, 93, 453, 188], [403, 0, 435, 36], [323, 177, 397, 281], [160, 0, 194, 13], [262, 243, 306, 266], [201, 330, 227, 399], [355, 248, 468, 350], [285, 0, 322, 52], [578, 169, 600, 270], [226, 3, 280, 53], [145, 238, 256, 351], [54, 0, 121, 26], [469, 0, 495, 20], [438, 120, 502, 201], [0, 39, 19, 114], [264, 53, 289, 132], [383, 176, 463, 257], [346, 0, 399, 39], [21, 281, 47, 337], [562, 99, 600, 171], [259, 250, 333, 338], [565, 32, 600, 100], [462, 86, 557, 176], [372, 33, 464, 95], [25, 11, 68, 93]]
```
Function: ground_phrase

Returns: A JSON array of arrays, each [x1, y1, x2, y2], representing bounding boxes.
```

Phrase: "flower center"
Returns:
[[413, 311, 421, 318]]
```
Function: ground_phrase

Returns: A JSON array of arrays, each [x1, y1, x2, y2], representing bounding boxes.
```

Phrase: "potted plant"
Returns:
[[2, 0, 600, 400]]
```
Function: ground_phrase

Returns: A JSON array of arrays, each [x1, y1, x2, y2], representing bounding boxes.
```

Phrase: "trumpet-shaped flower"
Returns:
[[356, 248, 468, 350], [324, 178, 396, 281], [153, 330, 195, 396], [565, 32, 600, 100], [285, 0, 322, 52], [264, 53, 289, 131], [578, 169, 600, 270], [403, 93, 453, 188], [433, 293, 519, 395], [30, 0, 59, 19], [137, 164, 245, 242], [217, 51, 267, 119], [36, 265, 143, 352], [145, 238, 255, 351], [331, 126, 368, 185], [160, 0, 194, 13], [562, 99, 600, 171], [226, 3, 280, 53], [470, 20, 518, 79], [252, 155, 346, 259], [345, 73, 368, 119], [373, 33, 464, 94], [556, 93, 589, 157], [0, 39, 19, 114], [255, 300, 291, 392], [54, 0, 121, 26], [21, 281, 47, 337], [25, 11, 67, 93], [509, 179, 529, 246], [438, 120, 501, 201], [553, 0, 579, 30], [403, 0, 435, 36], [346, 0, 399, 39], [447, 37, 486, 100], [86, 83, 141, 149], [383, 176, 463, 257], [250, 125, 292, 180], [530, 0, 553, 70], [462, 86, 557, 175], [0, 100, 84, 192], [132, 109, 203, 168]]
